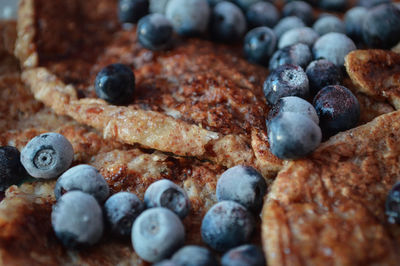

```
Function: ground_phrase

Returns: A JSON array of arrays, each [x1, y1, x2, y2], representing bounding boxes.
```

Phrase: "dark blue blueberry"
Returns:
[[268, 112, 322, 159], [244, 27, 277, 66], [132, 207, 185, 262], [263, 64, 309, 105], [137, 14, 173, 51], [149, 0, 169, 14], [344, 6, 368, 42], [221, 245, 266, 266], [357, 0, 391, 8], [94, 63, 135, 105], [216, 165, 266, 213], [201, 201, 255, 252], [273, 16, 305, 39], [165, 0, 210, 36], [208, 0, 229, 6], [118, 0, 149, 23], [278, 27, 319, 49], [0, 146, 26, 191], [51, 191, 103, 248], [104, 192, 144, 238], [246, 1, 280, 28], [54, 164, 110, 203], [269, 43, 312, 70], [282, 1, 314, 25], [318, 0, 347, 11], [362, 3, 400, 49], [312, 15, 345, 36], [144, 179, 190, 219], [211, 1, 247, 42], [312, 33, 356, 67], [171, 245, 219, 266], [386, 182, 400, 224], [20, 133, 74, 179], [306, 59, 342, 96], [313, 85, 360, 137], [233, 0, 260, 10]]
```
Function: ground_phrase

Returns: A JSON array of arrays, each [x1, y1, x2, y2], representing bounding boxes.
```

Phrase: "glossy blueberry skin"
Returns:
[[267, 96, 319, 125], [313, 85, 360, 137], [118, 0, 149, 23], [357, 0, 390, 8], [54, 164, 109, 203], [132, 207, 185, 263], [344, 7, 368, 42], [20, 133, 74, 179], [201, 201, 255, 252], [282, 1, 314, 25], [104, 192, 144, 238], [273, 16, 305, 39], [149, 0, 169, 14], [221, 245, 266, 266], [144, 179, 190, 219], [211, 1, 247, 42], [268, 112, 322, 159], [362, 4, 400, 49], [51, 191, 103, 248], [386, 182, 400, 224], [312, 15, 345, 36], [137, 14, 173, 51], [244, 27, 277, 66], [269, 43, 312, 70], [278, 27, 319, 49], [263, 64, 309, 105], [312, 32, 356, 67], [171, 245, 219, 266], [0, 146, 26, 191], [318, 0, 347, 11], [246, 2, 280, 28], [306, 59, 342, 96], [94, 63, 135, 105], [166, 0, 210, 36]]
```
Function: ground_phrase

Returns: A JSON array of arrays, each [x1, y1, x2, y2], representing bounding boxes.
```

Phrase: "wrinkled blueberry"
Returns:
[[0, 146, 26, 191], [312, 15, 345, 36], [95, 63, 135, 105], [344, 6, 368, 42], [171, 245, 219, 266], [211, 1, 247, 42], [312, 32, 356, 67], [318, 0, 347, 11], [54, 164, 109, 203], [386, 182, 400, 224], [201, 201, 255, 252], [278, 27, 319, 49], [306, 59, 342, 95], [20, 133, 73, 179], [118, 0, 149, 23], [144, 179, 190, 219], [51, 191, 103, 248], [263, 64, 309, 105], [268, 112, 322, 159], [362, 3, 400, 49], [137, 14, 173, 51], [221, 244, 266, 266], [149, 0, 169, 14], [166, 0, 210, 36], [313, 85, 360, 137], [282, 1, 314, 25], [273, 16, 306, 39], [246, 1, 280, 28], [357, 0, 390, 8], [244, 27, 277, 66], [269, 43, 312, 70], [132, 207, 185, 262]]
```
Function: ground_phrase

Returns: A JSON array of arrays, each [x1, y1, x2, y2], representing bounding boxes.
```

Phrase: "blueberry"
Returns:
[[344, 6, 368, 42], [312, 33, 356, 67], [118, 0, 149, 23], [104, 192, 144, 238], [221, 244, 266, 266], [211, 1, 247, 42], [269, 43, 312, 70], [273, 16, 306, 39], [267, 96, 319, 125], [149, 0, 169, 14], [268, 112, 322, 159], [165, 0, 210, 36], [386, 182, 400, 224], [263, 64, 309, 106], [94, 63, 135, 105], [306, 59, 342, 96], [318, 0, 347, 11], [0, 146, 26, 191], [216, 165, 266, 213], [132, 208, 185, 262], [244, 27, 277, 66], [171, 245, 219, 266], [246, 2, 280, 28], [357, 0, 391, 8], [278, 27, 319, 49], [313, 85, 360, 137], [137, 14, 173, 51], [20, 133, 74, 179], [312, 15, 345, 36], [233, 0, 260, 10], [154, 260, 176, 266], [54, 164, 109, 203], [208, 0, 228, 6], [144, 179, 190, 219], [282, 1, 314, 25], [51, 191, 103, 248], [362, 3, 400, 49]]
